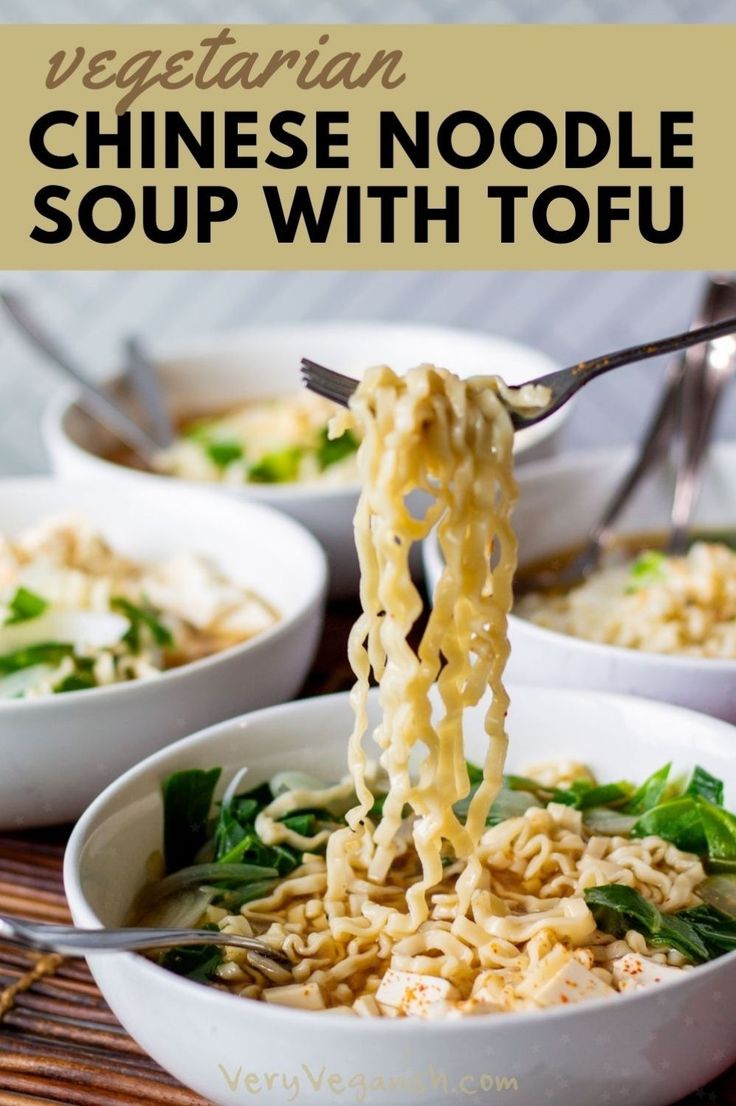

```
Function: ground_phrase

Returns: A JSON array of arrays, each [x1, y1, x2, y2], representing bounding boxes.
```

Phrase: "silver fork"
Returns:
[[526, 275, 736, 589], [301, 314, 736, 430], [0, 913, 291, 968]]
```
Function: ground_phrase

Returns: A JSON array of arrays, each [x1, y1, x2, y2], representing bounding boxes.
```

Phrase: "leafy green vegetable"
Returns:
[[466, 763, 630, 821], [212, 778, 309, 876], [52, 655, 97, 695], [708, 859, 736, 874], [503, 774, 552, 798], [158, 929, 222, 981], [584, 884, 710, 963], [626, 550, 667, 592], [698, 873, 736, 917], [5, 587, 49, 625], [213, 781, 271, 861], [488, 788, 542, 824], [54, 671, 97, 693], [315, 426, 359, 471], [676, 904, 736, 957], [160, 945, 222, 980], [214, 879, 279, 911], [622, 762, 672, 815], [454, 781, 541, 825], [206, 440, 244, 468], [631, 797, 708, 855], [249, 447, 303, 484], [552, 780, 632, 810], [575, 783, 633, 809], [162, 767, 222, 873], [466, 761, 484, 786], [473, 760, 735, 871], [369, 792, 387, 820], [111, 597, 173, 652], [281, 813, 318, 837], [583, 807, 637, 836], [686, 766, 724, 807], [0, 642, 74, 675], [144, 862, 278, 904], [697, 800, 736, 862]]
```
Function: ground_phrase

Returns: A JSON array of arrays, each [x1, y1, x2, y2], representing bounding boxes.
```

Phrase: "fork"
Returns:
[[0, 913, 291, 968], [300, 314, 736, 430], [523, 276, 736, 589]]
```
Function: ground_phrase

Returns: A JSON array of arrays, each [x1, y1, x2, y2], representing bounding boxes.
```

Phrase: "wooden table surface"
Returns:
[[0, 601, 733, 1106]]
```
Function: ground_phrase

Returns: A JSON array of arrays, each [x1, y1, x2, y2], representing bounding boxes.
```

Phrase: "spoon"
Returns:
[[0, 912, 291, 968], [1, 291, 164, 466]]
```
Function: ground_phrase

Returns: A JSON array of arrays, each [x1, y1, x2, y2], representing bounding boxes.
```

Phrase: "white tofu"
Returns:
[[375, 969, 459, 1018], [352, 994, 382, 1017], [451, 988, 505, 1017], [262, 982, 325, 1010], [611, 953, 684, 992], [532, 955, 615, 1008]]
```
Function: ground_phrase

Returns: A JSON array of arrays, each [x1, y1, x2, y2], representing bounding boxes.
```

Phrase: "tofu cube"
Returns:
[[376, 969, 459, 1018], [612, 953, 684, 992], [353, 994, 382, 1018], [262, 982, 325, 1010], [532, 955, 615, 1008]]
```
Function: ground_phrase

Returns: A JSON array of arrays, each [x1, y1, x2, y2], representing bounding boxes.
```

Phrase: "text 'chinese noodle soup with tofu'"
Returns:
[[141, 365, 736, 1017]]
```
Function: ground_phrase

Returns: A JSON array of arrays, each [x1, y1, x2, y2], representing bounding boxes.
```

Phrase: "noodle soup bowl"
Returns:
[[0, 477, 326, 828], [43, 322, 568, 595], [425, 443, 736, 723], [65, 686, 736, 1106]]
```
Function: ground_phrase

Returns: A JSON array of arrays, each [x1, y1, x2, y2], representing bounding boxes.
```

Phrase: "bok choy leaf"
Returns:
[[162, 767, 221, 873], [584, 884, 710, 963]]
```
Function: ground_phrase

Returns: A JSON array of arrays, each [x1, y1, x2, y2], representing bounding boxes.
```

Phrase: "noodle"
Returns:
[[517, 542, 736, 658], [334, 364, 521, 934], [150, 364, 713, 1016]]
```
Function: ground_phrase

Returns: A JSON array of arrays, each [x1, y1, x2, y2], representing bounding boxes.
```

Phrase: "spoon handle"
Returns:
[[1, 292, 162, 465]]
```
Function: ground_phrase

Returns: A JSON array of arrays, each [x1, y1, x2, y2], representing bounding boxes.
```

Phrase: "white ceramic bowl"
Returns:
[[65, 686, 736, 1106], [425, 443, 736, 724], [0, 478, 326, 829], [44, 322, 568, 595]]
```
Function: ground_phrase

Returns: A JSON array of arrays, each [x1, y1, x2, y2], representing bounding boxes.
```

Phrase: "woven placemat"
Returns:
[[0, 602, 733, 1106]]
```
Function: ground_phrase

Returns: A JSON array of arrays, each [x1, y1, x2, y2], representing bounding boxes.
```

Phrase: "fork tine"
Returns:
[[300, 360, 356, 395], [300, 358, 357, 408]]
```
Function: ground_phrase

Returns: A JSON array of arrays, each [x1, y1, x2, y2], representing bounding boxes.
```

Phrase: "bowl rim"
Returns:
[[423, 440, 736, 672], [42, 319, 570, 502], [507, 609, 736, 672], [63, 683, 736, 1034], [0, 475, 328, 713]]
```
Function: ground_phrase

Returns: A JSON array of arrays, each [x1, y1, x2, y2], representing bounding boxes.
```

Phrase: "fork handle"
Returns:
[[0, 916, 284, 960], [567, 314, 736, 384], [532, 313, 736, 429], [668, 339, 736, 552]]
